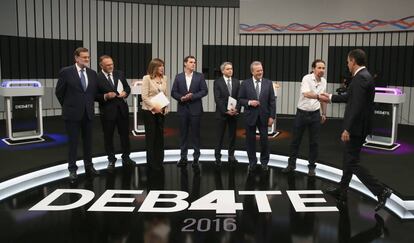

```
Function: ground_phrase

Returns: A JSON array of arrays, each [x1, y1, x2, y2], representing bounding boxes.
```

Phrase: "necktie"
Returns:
[[80, 69, 87, 91], [107, 73, 114, 87], [255, 80, 260, 99], [227, 79, 232, 95]]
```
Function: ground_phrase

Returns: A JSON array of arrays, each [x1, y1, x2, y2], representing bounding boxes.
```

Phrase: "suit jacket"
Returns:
[[238, 78, 276, 126], [171, 71, 208, 116], [213, 77, 241, 119], [55, 65, 98, 121], [95, 70, 131, 120], [331, 68, 375, 137]]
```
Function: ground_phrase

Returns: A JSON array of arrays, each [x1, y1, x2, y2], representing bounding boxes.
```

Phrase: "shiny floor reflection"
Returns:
[[1, 162, 414, 243]]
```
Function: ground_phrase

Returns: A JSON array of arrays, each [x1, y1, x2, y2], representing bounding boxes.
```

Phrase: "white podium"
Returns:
[[0, 80, 45, 145], [364, 87, 405, 150], [131, 80, 145, 136]]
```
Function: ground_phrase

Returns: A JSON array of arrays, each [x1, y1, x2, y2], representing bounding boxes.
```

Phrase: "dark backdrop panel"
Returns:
[[328, 46, 414, 87], [202, 45, 309, 81], [0, 35, 82, 79], [97, 41, 152, 79]]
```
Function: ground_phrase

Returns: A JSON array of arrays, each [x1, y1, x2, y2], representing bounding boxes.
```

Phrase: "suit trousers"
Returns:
[[179, 109, 201, 161], [215, 115, 237, 160], [339, 135, 384, 196], [245, 116, 269, 166], [101, 108, 131, 162], [64, 111, 93, 172], [288, 109, 321, 169], [143, 110, 165, 170]]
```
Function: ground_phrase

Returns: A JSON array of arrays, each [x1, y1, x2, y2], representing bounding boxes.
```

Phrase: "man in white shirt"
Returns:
[[282, 59, 327, 176]]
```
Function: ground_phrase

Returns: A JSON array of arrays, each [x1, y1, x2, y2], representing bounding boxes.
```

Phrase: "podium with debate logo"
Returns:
[[364, 87, 405, 150], [0, 80, 45, 145]]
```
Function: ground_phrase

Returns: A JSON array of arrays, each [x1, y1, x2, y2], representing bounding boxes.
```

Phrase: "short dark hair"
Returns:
[[311, 59, 325, 69], [99, 55, 112, 64], [74, 47, 89, 57], [184, 55, 196, 63], [348, 49, 367, 66]]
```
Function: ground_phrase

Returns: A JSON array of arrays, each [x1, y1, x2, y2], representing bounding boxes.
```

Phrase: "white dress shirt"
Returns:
[[297, 73, 327, 111], [185, 72, 193, 91]]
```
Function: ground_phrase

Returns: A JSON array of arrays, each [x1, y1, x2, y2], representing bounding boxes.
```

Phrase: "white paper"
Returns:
[[117, 79, 124, 94], [227, 96, 237, 110], [150, 91, 170, 109]]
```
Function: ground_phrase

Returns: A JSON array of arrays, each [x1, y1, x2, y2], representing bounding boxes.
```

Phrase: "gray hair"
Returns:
[[220, 62, 233, 72], [250, 61, 262, 72]]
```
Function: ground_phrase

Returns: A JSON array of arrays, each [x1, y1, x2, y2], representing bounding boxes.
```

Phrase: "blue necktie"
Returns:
[[80, 69, 87, 91]]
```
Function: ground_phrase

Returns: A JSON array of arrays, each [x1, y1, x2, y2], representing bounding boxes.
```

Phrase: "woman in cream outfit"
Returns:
[[141, 58, 169, 171]]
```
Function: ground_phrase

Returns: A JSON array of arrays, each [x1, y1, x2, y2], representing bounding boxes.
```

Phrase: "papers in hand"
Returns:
[[150, 92, 170, 109], [117, 79, 124, 94], [227, 96, 237, 110]]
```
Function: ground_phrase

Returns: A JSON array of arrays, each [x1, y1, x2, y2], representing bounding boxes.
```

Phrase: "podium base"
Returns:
[[363, 142, 400, 151], [132, 130, 145, 136], [2, 137, 45, 146]]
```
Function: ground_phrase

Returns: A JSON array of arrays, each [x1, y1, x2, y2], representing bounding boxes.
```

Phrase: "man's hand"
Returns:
[[249, 100, 260, 107], [117, 91, 127, 98], [320, 115, 327, 124], [104, 92, 117, 100], [341, 130, 350, 142], [318, 93, 331, 103], [180, 93, 193, 102], [226, 108, 238, 116], [268, 117, 274, 127]]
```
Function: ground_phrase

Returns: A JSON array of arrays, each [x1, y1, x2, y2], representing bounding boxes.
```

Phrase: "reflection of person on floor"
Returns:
[[287, 174, 318, 242], [282, 59, 328, 177], [238, 61, 276, 173], [213, 62, 241, 166], [337, 203, 386, 243], [320, 49, 392, 211]]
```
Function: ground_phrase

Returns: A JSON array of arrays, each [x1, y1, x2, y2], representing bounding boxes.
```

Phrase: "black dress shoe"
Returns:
[[192, 160, 200, 169], [282, 165, 296, 173], [308, 168, 316, 177], [85, 166, 100, 177], [107, 161, 116, 172], [325, 187, 347, 203], [69, 171, 77, 183], [375, 187, 393, 211], [177, 158, 188, 167], [122, 157, 136, 167], [228, 156, 238, 163]]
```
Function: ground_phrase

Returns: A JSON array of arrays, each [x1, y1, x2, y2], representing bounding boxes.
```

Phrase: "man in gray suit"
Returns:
[[238, 61, 276, 173]]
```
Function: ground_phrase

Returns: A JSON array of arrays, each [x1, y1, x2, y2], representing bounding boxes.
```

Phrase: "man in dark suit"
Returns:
[[171, 55, 208, 168], [320, 49, 392, 211], [55, 47, 100, 182], [213, 62, 240, 166], [95, 55, 135, 172], [238, 61, 276, 173]]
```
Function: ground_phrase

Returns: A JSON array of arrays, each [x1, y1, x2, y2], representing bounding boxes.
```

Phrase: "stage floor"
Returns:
[[1, 162, 414, 243]]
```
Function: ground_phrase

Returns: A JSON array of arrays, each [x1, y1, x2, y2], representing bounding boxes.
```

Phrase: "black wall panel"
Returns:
[[0, 35, 82, 79], [328, 46, 414, 87], [97, 41, 152, 79], [202, 45, 309, 81]]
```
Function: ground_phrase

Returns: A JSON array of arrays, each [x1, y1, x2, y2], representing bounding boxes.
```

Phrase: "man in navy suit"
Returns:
[[213, 62, 241, 165], [239, 61, 276, 173], [96, 55, 135, 173], [320, 49, 392, 211], [171, 55, 208, 168], [55, 47, 100, 182]]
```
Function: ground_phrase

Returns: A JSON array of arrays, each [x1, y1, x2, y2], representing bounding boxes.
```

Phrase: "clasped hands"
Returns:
[[180, 92, 193, 102], [104, 91, 127, 100]]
